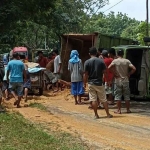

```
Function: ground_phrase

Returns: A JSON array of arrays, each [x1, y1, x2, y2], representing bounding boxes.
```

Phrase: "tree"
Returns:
[[0, 0, 109, 51], [84, 12, 140, 37]]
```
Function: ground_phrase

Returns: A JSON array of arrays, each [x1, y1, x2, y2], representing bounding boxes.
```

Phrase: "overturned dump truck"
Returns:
[[60, 32, 134, 81]]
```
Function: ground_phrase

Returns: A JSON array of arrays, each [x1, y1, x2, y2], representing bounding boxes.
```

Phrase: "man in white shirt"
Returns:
[[53, 49, 62, 92]]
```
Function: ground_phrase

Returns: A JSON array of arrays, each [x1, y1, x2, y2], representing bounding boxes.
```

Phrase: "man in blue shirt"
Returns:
[[7, 53, 26, 108]]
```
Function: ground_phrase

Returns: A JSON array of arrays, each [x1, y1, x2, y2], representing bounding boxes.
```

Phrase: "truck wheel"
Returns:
[[39, 88, 43, 95]]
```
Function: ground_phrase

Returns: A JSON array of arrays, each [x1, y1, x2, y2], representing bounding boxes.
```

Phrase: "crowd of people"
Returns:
[[0, 47, 136, 119]]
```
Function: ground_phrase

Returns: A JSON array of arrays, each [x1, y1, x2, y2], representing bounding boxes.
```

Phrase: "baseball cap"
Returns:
[[102, 50, 108, 56]]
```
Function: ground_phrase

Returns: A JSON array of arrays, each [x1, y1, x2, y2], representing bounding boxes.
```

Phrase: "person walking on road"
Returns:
[[108, 49, 136, 114], [83, 47, 113, 119], [7, 53, 26, 108]]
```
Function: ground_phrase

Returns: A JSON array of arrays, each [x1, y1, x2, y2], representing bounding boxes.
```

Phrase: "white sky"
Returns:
[[101, 0, 149, 21]]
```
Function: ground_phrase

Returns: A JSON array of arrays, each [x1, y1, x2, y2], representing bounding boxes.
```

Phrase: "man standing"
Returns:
[[108, 48, 117, 60], [108, 49, 136, 114], [101, 50, 114, 104], [53, 49, 62, 79], [37, 51, 48, 68], [84, 47, 113, 119], [53, 49, 62, 91], [68, 50, 84, 105], [7, 53, 26, 108]]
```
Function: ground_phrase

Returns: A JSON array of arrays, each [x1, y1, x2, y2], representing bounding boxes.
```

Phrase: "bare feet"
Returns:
[[75, 101, 78, 105], [0, 106, 5, 112], [14, 100, 19, 106], [77, 101, 84, 105], [94, 115, 100, 119], [88, 106, 92, 109], [127, 110, 132, 113], [107, 114, 113, 118], [25, 97, 27, 102], [5, 97, 9, 101], [114, 110, 121, 114], [17, 105, 21, 108], [84, 97, 89, 101], [53, 89, 60, 93]]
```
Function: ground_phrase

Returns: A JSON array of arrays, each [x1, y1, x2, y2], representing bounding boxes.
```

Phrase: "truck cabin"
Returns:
[[13, 47, 28, 62]]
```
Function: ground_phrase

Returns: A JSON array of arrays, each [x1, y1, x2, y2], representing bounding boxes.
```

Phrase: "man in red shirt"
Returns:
[[37, 51, 48, 68], [102, 50, 114, 105]]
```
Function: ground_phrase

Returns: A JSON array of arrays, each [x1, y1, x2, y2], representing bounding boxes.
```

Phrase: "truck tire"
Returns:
[[39, 88, 43, 95]]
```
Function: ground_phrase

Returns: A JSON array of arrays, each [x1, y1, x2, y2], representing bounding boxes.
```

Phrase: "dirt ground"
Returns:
[[3, 89, 150, 150]]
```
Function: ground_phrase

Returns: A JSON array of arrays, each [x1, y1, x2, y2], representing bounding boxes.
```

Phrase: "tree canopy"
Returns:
[[0, 0, 148, 53]]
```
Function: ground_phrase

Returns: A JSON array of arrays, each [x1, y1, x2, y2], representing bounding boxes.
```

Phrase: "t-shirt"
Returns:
[[84, 57, 106, 86], [68, 59, 83, 82], [103, 57, 114, 82], [110, 58, 133, 82], [54, 55, 61, 74], [46, 59, 54, 72], [7, 60, 25, 82], [38, 57, 48, 68], [9, 50, 13, 61], [3, 66, 10, 81]]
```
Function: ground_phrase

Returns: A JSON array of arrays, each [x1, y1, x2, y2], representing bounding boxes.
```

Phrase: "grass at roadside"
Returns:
[[0, 112, 86, 150], [29, 102, 47, 111]]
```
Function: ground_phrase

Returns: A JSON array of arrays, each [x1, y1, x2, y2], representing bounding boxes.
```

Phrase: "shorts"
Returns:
[[0, 68, 4, 82], [114, 82, 130, 100], [54, 73, 61, 80], [44, 71, 57, 84], [23, 79, 31, 89], [105, 82, 112, 95], [88, 84, 107, 103], [0, 88, 2, 98], [9, 82, 24, 96], [71, 81, 84, 96], [2, 81, 10, 92]]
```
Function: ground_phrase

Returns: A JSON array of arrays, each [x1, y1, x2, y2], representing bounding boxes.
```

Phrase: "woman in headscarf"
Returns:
[[68, 50, 84, 105]]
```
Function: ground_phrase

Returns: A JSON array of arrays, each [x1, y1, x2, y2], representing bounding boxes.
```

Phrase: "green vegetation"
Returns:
[[0, 113, 86, 150], [29, 102, 47, 111], [0, 0, 148, 53]]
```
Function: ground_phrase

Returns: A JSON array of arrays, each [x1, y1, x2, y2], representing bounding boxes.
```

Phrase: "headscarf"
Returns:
[[69, 50, 80, 64]]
